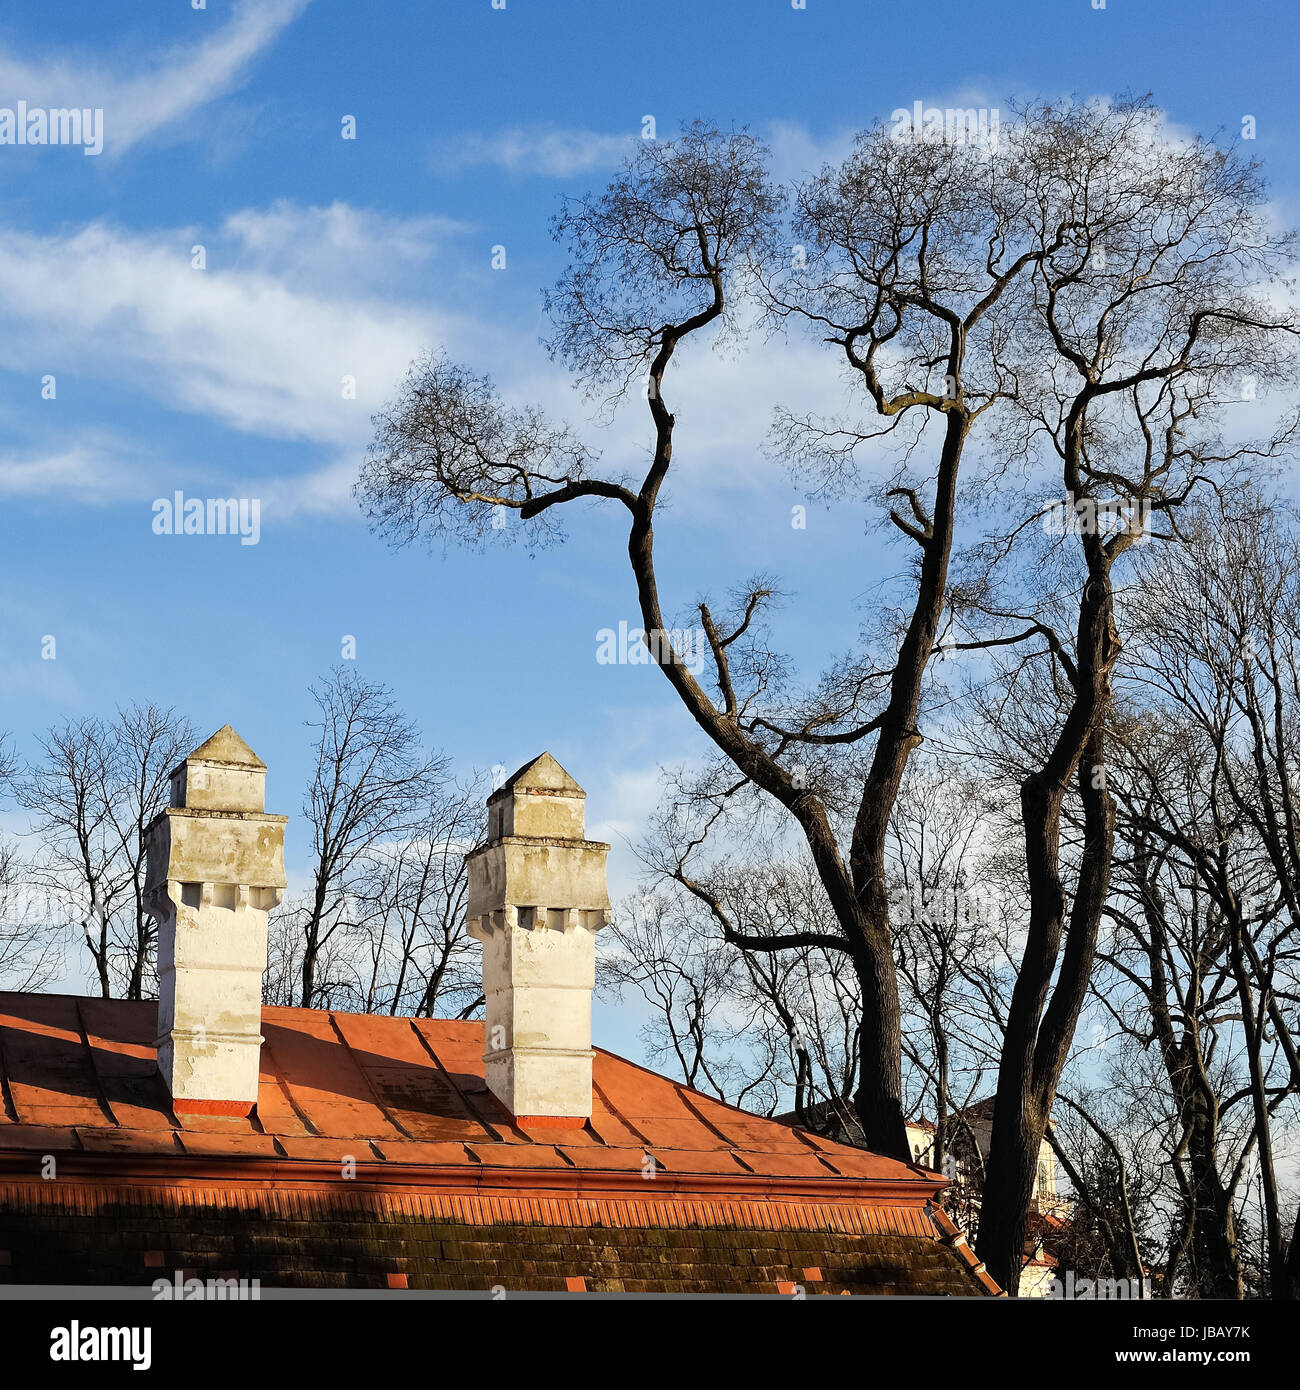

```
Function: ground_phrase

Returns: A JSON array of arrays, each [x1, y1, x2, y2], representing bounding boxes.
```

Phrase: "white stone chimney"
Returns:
[[466, 753, 610, 1127], [143, 726, 287, 1116]]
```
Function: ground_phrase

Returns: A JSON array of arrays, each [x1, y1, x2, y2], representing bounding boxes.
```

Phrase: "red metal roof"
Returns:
[[0, 992, 942, 1202]]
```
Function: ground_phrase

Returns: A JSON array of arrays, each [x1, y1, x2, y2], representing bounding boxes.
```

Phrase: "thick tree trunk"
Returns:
[[1186, 1118, 1244, 1298], [1284, 1209, 1300, 1300], [1138, 853, 1244, 1299], [1227, 921, 1286, 1297], [844, 409, 967, 1157], [626, 368, 968, 1162], [850, 925, 909, 1158], [978, 1090, 1045, 1295], [978, 532, 1118, 1291]]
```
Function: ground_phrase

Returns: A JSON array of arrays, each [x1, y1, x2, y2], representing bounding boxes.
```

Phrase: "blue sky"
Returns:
[[1, 0, 1295, 1051]]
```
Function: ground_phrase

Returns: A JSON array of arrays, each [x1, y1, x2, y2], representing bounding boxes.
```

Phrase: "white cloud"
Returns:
[[590, 763, 666, 853], [222, 200, 469, 291], [430, 119, 856, 185], [0, 0, 310, 155], [0, 441, 145, 503], [766, 120, 855, 183], [0, 437, 367, 523], [250, 454, 360, 520], [432, 125, 636, 178], [0, 210, 473, 445], [578, 311, 871, 509]]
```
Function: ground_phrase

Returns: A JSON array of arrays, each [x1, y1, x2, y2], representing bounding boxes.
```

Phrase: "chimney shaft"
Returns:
[[466, 754, 610, 1125], [143, 726, 287, 1116]]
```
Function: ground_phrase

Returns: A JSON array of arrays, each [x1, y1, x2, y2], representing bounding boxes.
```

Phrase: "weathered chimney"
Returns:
[[143, 726, 287, 1116], [466, 753, 610, 1126]]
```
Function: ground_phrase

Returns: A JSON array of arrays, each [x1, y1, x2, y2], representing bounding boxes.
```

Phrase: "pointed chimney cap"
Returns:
[[490, 751, 584, 800], [165, 726, 269, 814], [178, 724, 266, 773]]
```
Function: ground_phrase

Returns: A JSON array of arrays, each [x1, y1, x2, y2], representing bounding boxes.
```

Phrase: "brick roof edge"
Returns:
[[927, 1200, 1008, 1297], [0, 1151, 945, 1209]]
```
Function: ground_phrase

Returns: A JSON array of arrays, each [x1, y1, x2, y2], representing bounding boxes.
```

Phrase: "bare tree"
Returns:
[[17, 717, 118, 995], [951, 100, 1299, 1290], [1104, 493, 1300, 1297], [0, 840, 60, 993], [610, 754, 1009, 1155], [0, 737, 60, 993], [294, 666, 446, 1009], [1040, 1087, 1155, 1291], [358, 116, 1062, 1161], [357, 104, 1298, 1294], [601, 888, 751, 1101], [890, 762, 1005, 1177], [101, 705, 195, 999], [14, 705, 192, 997], [350, 778, 484, 1018], [1101, 729, 1253, 1298]]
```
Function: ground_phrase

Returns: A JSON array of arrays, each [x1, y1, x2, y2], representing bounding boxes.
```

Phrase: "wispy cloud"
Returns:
[[222, 200, 468, 291], [432, 125, 636, 178], [766, 120, 856, 182], [430, 119, 858, 184], [0, 0, 310, 155], [0, 437, 160, 504], [250, 454, 361, 520], [0, 435, 367, 525], [0, 205, 474, 445]]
